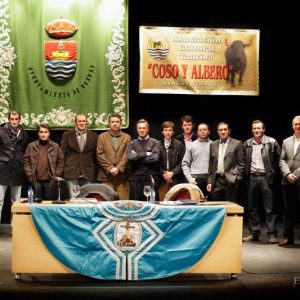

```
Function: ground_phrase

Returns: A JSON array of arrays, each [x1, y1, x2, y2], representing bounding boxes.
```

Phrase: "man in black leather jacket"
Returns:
[[0, 111, 28, 223], [243, 120, 281, 244]]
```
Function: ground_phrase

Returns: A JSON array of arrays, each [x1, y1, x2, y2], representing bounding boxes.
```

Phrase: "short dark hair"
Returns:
[[161, 121, 175, 131], [252, 120, 265, 129], [198, 123, 210, 130], [180, 115, 194, 125], [217, 121, 230, 130], [136, 119, 149, 128], [8, 111, 21, 120], [75, 113, 87, 122], [38, 123, 50, 132], [109, 113, 122, 122]]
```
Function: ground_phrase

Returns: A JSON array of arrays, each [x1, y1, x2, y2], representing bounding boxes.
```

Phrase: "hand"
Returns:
[[163, 171, 173, 182], [286, 173, 297, 184], [28, 177, 34, 185], [188, 178, 197, 185], [207, 184, 212, 192], [49, 178, 58, 188], [110, 167, 119, 176], [146, 151, 152, 156]]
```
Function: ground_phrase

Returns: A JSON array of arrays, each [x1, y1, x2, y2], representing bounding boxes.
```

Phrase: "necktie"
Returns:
[[219, 142, 225, 174], [78, 133, 85, 152]]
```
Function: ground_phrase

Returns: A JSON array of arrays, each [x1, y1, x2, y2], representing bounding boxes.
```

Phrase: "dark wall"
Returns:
[[127, 0, 297, 143]]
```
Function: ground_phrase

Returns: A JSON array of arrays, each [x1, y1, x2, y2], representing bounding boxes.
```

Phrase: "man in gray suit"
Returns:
[[279, 115, 300, 246], [207, 122, 245, 202]]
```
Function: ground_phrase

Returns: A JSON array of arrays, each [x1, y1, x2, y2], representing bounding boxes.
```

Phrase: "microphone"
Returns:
[[150, 175, 155, 187], [51, 176, 66, 182]]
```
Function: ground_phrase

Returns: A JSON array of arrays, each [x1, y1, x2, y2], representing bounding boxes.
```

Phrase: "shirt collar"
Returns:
[[109, 130, 121, 138], [138, 135, 149, 140], [220, 138, 229, 144]]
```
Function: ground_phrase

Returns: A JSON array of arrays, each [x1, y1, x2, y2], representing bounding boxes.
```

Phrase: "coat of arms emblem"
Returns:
[[44, 18, 78, 81]]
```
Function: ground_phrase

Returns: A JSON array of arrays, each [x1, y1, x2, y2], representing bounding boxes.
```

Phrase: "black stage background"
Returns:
[[127, 0, 297, 143], [1, 0, 297, 221]]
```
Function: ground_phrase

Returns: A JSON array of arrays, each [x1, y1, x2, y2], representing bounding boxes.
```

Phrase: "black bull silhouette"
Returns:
[[225, 40, 251, 86]]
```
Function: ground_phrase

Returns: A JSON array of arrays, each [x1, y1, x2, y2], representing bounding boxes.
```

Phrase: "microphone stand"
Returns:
[[51, 177, 66, 204]]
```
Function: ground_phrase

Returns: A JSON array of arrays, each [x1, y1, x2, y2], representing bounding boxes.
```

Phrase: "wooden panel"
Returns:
[[12, 214, 72, 273], [186, 215, 242, 273]]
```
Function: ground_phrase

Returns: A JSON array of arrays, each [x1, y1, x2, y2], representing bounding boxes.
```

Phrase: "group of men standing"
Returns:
[[0, 111, 300, 248]]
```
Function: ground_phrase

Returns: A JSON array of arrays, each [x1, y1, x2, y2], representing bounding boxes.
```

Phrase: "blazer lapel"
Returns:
[[72, 131, 81, 152], [224, 139, 233, 158], [293, 140, 300, 158]]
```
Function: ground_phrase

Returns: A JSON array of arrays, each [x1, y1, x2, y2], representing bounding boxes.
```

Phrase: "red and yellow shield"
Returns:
[[44, 41, 77, 81]]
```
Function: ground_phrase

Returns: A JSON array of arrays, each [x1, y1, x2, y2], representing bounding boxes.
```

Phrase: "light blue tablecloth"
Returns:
[[31, 201, 225, 280]]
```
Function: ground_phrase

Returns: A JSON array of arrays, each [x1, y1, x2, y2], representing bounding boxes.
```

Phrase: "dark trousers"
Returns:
[[282, 184, 300, 241], [195, 176, 210, 200], [211, 175, 237, 202], [247, 176, 277, 236], [34, 181, 58, 200]]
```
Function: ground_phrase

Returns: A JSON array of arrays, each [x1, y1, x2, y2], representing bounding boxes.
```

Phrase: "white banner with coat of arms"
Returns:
[[139, 26, 259, 96]]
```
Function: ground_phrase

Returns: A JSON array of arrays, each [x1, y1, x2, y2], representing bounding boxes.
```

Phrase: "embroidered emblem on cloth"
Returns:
[[45, 18, 78, 38], [115, 221, 141, 250], [98, 200, 159, 221], [44, 41, 77, 81], [93, 201, 164, 279]]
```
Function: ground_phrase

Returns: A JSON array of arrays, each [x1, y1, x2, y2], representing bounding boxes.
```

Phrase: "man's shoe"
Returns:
[[242, 234, 259, 242], [269, 235, 279, 244], [278, 238, 294, 247]]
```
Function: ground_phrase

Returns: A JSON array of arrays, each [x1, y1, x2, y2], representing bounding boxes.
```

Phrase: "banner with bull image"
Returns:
[[139, 26, 259, 96]]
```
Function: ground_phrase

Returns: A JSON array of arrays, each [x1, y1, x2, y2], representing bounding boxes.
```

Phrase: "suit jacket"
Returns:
[[96, 131, 131, 182], [279, 136, 300, 185], [208, 137, 245, 189], [61, 130, 98, 181]]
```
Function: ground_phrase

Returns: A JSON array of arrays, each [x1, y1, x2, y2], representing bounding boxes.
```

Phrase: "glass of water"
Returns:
[[143, 185, 151, 202]]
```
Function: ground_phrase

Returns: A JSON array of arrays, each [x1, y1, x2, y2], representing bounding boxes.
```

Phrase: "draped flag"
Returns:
[[139, 26, 259, 96], [0, 0, 128, 129], [31, 201, 226, 280]]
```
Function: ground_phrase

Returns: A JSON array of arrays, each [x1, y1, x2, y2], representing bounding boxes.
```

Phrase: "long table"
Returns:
[[12, 200, 243, 280]]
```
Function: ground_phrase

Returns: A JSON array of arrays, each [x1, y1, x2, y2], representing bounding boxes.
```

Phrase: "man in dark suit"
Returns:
[[61, 114, 98, 198], [207, 122, 245, 202], [279, 115, 300, 246]]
